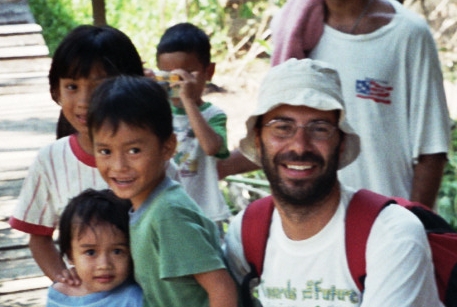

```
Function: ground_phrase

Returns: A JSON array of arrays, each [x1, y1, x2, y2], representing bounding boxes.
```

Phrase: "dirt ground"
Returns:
[[203, 58, 270, 150]]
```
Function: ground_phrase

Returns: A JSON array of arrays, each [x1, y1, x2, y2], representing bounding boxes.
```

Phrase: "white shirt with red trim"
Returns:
[[9, 135, 108, 236]]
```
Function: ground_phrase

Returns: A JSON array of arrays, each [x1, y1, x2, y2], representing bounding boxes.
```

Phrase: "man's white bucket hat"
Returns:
[[239, 58, 360, 170]]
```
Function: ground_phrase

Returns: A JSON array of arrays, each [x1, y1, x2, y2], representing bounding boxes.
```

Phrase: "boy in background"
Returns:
[[156, 23, 231, 226], [47, 189, 142, 306], [88, 75, 238, 307]]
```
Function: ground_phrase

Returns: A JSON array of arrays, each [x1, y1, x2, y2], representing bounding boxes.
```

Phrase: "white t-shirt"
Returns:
[[309, 0, 451, 198], [172, 102, 231, 222], [224, 185, 443, 307]]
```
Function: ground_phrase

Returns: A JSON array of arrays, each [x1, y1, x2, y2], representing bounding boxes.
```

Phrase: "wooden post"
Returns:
[[91, 0, 107, 26]]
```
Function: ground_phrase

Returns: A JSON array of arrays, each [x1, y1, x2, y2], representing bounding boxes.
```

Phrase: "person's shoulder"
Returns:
[[158, 179, 187, 201], [49, 281, 85, 297], [391, 0, 431, 31], [151, 180, 200, 212], [375, 204, 425, 238], [36, 135, 71, 157], [201, 101, 227, 116], [46, 283, 66, 306], [113, 280, 143, 298], [31, 136, 72, 171]]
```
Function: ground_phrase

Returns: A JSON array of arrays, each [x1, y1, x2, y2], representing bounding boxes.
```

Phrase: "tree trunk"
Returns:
[[92, 0, 107, 26]]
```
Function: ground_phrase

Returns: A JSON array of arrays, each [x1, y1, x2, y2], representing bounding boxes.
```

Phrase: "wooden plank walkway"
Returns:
[[0, 0, 59, 305]]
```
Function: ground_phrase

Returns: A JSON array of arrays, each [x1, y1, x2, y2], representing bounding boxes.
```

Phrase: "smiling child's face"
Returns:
[[57, 66, 107, 137], [93, 121, 176, 209]]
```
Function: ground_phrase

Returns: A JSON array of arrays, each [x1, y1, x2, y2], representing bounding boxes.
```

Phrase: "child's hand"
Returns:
[[172, 69, 203, 106], [142, 61, 156, 80], [54, 266, 81, 286], [144, 68, 156, 79]]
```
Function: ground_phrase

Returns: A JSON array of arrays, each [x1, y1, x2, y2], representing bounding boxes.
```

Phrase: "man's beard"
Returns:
[[260, 141, 340, 207]]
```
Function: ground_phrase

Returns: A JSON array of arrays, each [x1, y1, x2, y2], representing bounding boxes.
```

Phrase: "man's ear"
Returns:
[[205, 62, 216, 82]]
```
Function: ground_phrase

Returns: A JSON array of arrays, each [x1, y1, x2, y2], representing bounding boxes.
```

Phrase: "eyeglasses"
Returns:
[[263, 119, 338, 140]]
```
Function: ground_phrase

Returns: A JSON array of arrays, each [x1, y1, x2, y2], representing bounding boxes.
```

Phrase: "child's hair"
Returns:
[[58, 189, 131, 259], [49, 25, 144, 103], [156, 22, 211, 67], [88, 75, 173, 143]]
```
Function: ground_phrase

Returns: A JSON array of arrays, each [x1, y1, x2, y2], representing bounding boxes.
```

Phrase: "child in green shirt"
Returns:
[[87, 75, 237, 307]]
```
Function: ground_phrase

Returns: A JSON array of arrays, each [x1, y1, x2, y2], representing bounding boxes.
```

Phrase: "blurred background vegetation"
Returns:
[[28, 0, 457, 228], [29, 0, 285, 67]]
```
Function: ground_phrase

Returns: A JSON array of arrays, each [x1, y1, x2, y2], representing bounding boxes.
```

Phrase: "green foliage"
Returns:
[[438, 121, 457, 229], [29, 0, 285, 67], [222, 170, 269, 214], [28, 0, 89, 54]]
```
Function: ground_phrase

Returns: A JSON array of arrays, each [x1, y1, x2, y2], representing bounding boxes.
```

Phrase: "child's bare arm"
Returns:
[[182, 100, 223, 156], [29, 234, 81, 286], [175, 69, 224, 156], [194, 269, 238, 307]]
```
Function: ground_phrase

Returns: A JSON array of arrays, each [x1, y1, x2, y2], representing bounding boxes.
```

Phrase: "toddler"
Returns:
[[46, 189, 142, 306]]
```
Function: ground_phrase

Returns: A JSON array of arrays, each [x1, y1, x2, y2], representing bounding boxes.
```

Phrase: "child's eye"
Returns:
[[98, 148, 111, 155], [64, 83, 77, 91], [113, 248, 126, 255], [128, 148, 140, 154], [84, 249, 96, 256]]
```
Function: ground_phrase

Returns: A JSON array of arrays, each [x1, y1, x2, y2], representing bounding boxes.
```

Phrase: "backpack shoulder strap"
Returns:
[[346, 189, 395, 291], [241, 195, 275, 278], [392, 197, 457, 233], [240, 196, 275, 307]]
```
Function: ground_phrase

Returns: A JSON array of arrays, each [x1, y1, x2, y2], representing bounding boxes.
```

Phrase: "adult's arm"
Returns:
[[217, 149, 260, 180], [361, 206, 443, 306], [411, 153, 447, 209]]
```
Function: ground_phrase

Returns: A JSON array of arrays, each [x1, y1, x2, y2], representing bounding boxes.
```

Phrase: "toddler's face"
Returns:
[[93, 121, 176, 209], [57, 66, 107, 136], [69, 223, 131, 294]]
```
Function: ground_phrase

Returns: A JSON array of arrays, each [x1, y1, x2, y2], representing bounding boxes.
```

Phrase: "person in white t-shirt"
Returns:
[[307, 0, 451, 209], [224, 58, 442, 307]]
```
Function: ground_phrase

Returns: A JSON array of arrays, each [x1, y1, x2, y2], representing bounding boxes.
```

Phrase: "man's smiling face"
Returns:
[[256, 105, 343, 206]]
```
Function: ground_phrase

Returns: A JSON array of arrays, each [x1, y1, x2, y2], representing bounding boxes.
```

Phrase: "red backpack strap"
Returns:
[[240, 196, 275, 307], [346, 189, 395, 291], [241, 195, 275, 277]]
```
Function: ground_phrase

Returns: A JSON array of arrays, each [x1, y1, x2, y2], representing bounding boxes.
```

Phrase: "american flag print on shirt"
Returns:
[[356, 78, 393, 105]]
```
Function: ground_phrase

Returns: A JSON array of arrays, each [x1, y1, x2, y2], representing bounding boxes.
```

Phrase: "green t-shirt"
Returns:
[[129, 177, 226, 307]]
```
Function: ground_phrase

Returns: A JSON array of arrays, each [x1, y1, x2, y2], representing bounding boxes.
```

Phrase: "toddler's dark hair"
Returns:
[[58, 189, 131, 259], [156, 22, 211, 67], [88, 75, 173, 143]]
